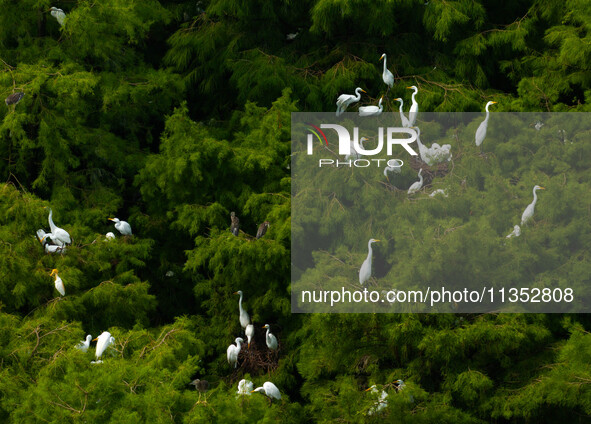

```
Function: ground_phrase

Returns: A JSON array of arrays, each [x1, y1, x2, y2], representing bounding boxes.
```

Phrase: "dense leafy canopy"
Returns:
[[0, 0, 590, 422]]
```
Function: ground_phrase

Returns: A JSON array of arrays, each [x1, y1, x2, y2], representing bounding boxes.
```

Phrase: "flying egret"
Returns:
[[379, 54, 394, 90], [49, 7, 66, 26], [234, 290, 250, 329], [5, 92, 24, 106], [336, 88, 366, 116], [359, 239, 380, 286], [407, 86, 419, 126], [230, 212, 239, 236], [263, 324, 278, 350], [521, 185, 545, 226], [93, 331, 115, 361], [394, 98, 411, 127], [365, 385, 388, 415], [256, 221, 270, 239], [49, 269, 65, 296], [252, 382, 281, 403], [408, 168, 424, 195], [109, 218, 132, 236], [105, 232, 115, 240], [506, 225, 521, 238], [359, 96, 384, 117], [76, 335, 92, 352], [245, 324, 254, 348], [46, 208, 71, 247], [227, 337, 244, 368], [237, 379, 254, 396], [189, 379, 209, 403], [475, 101, 497, 153]]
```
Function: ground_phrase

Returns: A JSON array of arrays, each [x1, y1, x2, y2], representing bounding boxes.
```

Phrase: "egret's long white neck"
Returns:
[[48, 209, 56, 232], [266, 328, 270, 341], [532, 187, 539, 205], [411, 88, 417, 103], [382, 55, 387, 74], [367, 241, 373, 264], [418, 172, 423, 184], [355, 88, 363, 101], [484, 103, 492, 123], [236, 339, 242, 350], [378, 98, 383, 111], [398, 100, 404, 114], [238, 293, 244, 314]]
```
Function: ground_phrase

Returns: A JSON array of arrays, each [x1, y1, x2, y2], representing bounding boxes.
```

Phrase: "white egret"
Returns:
[[256, 221, 270, 239], [379, 54, 394, 90], [189, 379, 209, 403], [365, 385, 388, 415], [407, 168, 424, 195], [50, 7, 66, 26], [93, 331, 115, 361], [384, 162, 402, 183], [286, 29, 300, 40], [49, 269, 65, 296], [237, 379, 254, 396], [407, 86, 419, 126], [47, 208, 71, 247], [5, 92, 24, 106], [429, 189, 448, 197], [534, 121, 544, 131], [227, 337, 244, 368], [412, 127, 429, 164], [251, 382, 281, 402], [230, 212, 239, 236], [394, 98, 410, 127], [506, 225, 521, 238], [45, 244, 66, 254], [37, 229, 65, 253], [359, 96, 384, 117], [359, 238, 380, 286], [245, 324, 254, 348], [263, 324, 278, 350], [336, 88, 366, 116], [105, 232, 115, 240], [475, 101, 497, 153], [76, 335, 92, 352], [521, 185, 545, 226], [234, 290, 250, 329], [109, 217, 132, 236]]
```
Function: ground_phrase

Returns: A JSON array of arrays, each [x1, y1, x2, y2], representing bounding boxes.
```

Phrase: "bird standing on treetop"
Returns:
[[407, 86, 419, 126], [408, 168, 424, 195], [109, 218, 132, 236], [336, 88, 366, 116], [521, 185, 545, 226], [76, 335, 92, 352], [251, 382, 281, 403], [93, 331, 115, 362], [395, 98, 411, 128], [49, 7, 66, 26], [5, 92, 24, 107], [379, 54, 394, 92], [359, 239, 380, 286], [227, 337, 244, 369], [49, 269, 65, 296], [230, 212, 239, 236], [263, 324, 278, 350], [256, 221, 269, 239], [475, 101, 497, 153], [234, 290, 250, 329], [359, 96, 384, 117], [245, 324, 254, 348], [45, 208, 71, 247], [189, 379, 209, 404]]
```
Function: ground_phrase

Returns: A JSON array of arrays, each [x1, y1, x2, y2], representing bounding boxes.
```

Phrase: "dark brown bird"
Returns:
[[189, 378, 209, 403], [5, 92, 24, 106], [230, 212, 239, 236], [256, 221, 270, 239]]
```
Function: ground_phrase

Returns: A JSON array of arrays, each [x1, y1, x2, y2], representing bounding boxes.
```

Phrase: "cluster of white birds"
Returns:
[[365, 380, 410, 415], [236, 379, 281, 402], [75, 331, 116, 364]]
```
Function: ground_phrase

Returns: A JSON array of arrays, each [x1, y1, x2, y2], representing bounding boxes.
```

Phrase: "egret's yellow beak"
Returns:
[[250, 390, 256, 393], [40, 236, 46, 243], [540, 187, 546, 189], [365, 387, 373, 392], [108, 218, 115, 221], [92, 337, 98, 341], [233, 291, 238, 295], [49, 269, 58, 276], [361, 89, 367, 93], [491, 101, 497, 104], [375, 239, 381, 242], [379, 54, 385, 60]]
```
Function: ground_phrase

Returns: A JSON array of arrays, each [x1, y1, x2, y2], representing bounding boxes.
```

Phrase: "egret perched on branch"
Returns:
[[46, 208, 71, 247], [263, 324, 278, 350], [49, 269, 65, 296], [109, 218, 132, 236], [49, 7, 66, 26], [230, 212, 239, 236], [336, 88, 366, 116], [521, 185, 545, 226], [365, 385, 388, 415], [234, 290, 250, 329], [359, 239, 380, 286], [245, 324, 254, 348], [227, 337, 244, 368], [93, 331, 115, 362], [5, 92, 24, 106], [256, 221, 269, 239], [475, 101, 497, 153], [407, 86, 419, 126], [506, 225, 521, 238], [359, 96, 384, 117], [76, 335, 92, 352], [395, 98, 411, 128], [237, 379, 254, 396], [379, 54, 394, 91], [252, 382, 281, 402], [189, 379, 209, 404], [408, 169, 424, 195]]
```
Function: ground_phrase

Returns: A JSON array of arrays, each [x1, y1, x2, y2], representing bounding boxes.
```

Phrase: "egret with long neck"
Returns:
[[407, 86, 419, 126], [475, 101, 497, 153], [234, 290, 250, 329], [521, 185, 545, 226], [359, 239, 380, 285]]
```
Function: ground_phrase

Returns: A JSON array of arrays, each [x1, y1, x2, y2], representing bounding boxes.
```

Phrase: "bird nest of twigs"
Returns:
[[408, 156, 454, 186], [230, 341, 280, 380]]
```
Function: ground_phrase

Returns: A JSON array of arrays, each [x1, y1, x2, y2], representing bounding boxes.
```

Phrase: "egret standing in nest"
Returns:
[[252, 382, 281, 403], [407, 168, 424, 195], [407, 86, 419, 126], [234, 290, 250, 329], [394, 98, 411, 128], [189, 379, 209, 404], [359, 239, 380, 286], [230, 212, 239, 236], [37, 229, 65, 254], [245, 324, 254, 348], [263, 324, 278, 350], [521, 185, 545, 226], [227, 337, 244, 369], [49, 7, 66, 26], [49, 269, 65, 296], [256, 221, 269, 239], [45, 208, 71, 247], [336, 88, 366, 116], [475, 101, 497, 153], [109, 217, 132, 236]]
